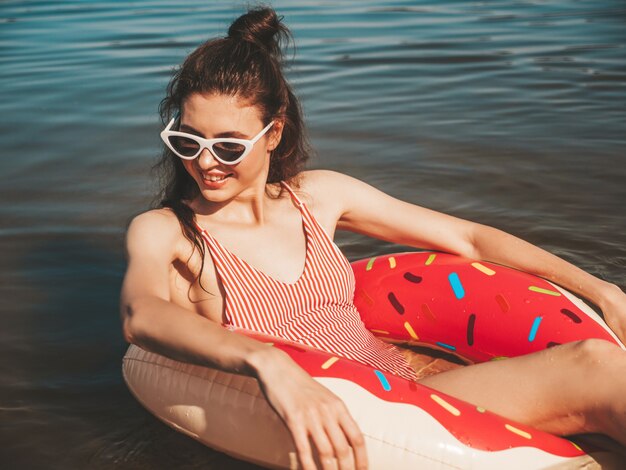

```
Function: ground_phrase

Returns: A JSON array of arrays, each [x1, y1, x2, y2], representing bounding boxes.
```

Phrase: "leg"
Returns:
[[417, 339, 626, 445]]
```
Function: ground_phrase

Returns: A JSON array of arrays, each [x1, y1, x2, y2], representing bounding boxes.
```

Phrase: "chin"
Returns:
[[198, 187, 231, 201]]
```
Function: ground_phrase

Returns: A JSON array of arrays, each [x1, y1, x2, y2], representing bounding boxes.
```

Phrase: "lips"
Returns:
[[204, 174, 229, 182], [199, 171, 234, 188]]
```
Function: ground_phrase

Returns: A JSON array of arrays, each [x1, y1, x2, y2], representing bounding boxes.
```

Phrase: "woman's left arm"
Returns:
[[461, 223, 626, 342], [314, 170, 626, 340]]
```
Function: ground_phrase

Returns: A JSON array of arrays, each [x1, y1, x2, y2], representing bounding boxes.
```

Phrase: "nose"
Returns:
[[196, 147, 217, 168]]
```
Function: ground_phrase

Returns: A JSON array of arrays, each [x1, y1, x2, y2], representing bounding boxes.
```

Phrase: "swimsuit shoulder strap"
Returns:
[[280, 180, 305, 208], [193, 219, 208, 236]]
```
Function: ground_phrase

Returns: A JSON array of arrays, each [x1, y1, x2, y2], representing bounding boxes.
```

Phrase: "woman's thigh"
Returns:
[[416, 339, 622, 436]]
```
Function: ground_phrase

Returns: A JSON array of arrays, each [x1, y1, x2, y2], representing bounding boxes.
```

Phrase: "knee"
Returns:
[[569, 338, 619, 369]]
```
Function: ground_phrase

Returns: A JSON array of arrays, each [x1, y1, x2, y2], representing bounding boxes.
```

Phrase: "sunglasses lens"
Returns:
[[212, 142, 246, 162], [169, 136, 200, 158]]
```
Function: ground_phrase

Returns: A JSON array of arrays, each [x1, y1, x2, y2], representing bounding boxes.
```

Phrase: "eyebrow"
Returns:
[[179, 123, 249, 139]]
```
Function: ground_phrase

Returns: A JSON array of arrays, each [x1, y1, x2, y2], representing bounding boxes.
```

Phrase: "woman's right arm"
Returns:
[[119, 211, 367, 470], [120, 210, 268, 373]]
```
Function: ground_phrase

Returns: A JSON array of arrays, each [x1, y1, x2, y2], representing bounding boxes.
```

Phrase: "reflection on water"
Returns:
[[1, 0, 624, 467]]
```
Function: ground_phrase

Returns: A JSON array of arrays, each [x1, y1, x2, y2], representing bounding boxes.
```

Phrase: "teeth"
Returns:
[[204, 174, 228, 182]]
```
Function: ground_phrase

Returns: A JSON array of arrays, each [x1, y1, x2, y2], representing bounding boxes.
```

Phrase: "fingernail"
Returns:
[[289, 452, 298, 470]]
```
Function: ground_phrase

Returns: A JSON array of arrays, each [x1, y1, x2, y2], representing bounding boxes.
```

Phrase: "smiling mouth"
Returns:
[[201, 173, 233, 182]]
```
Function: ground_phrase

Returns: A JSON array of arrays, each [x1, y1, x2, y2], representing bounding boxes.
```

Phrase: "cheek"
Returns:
[[240, 146, 270, 173]]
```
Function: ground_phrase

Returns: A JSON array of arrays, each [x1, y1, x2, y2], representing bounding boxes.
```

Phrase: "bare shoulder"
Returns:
[[297, 168, 356, 189], [291, 169, 369, 215], [125, 208, 188, 264], [291, 169, 357, 203], [127, 208, 179, 243]]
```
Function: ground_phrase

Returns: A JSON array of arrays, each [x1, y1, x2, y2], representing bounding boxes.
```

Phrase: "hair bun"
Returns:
[[227, 7, 287, 57]]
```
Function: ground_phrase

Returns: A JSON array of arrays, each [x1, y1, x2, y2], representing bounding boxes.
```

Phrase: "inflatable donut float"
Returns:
[[122, 251, 625, 469]]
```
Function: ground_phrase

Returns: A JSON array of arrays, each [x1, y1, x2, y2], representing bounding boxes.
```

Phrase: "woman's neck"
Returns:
[[191, 181, 284, 227]]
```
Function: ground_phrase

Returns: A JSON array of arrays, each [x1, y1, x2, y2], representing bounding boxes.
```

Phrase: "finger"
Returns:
[[339, 412, 368, 470], [323, 421, 354, 470], [308, 418, 339, 470], [290, 424, 317, 470]]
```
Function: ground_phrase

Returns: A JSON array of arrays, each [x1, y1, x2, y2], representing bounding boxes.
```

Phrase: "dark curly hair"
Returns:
[[152, 6, 311, 292]]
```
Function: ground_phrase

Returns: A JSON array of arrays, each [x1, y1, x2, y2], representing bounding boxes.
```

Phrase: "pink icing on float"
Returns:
[[122, 251, 625, 469]]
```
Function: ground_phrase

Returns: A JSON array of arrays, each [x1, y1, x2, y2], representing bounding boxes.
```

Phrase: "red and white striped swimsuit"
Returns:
[[197, 180, 417, 382]]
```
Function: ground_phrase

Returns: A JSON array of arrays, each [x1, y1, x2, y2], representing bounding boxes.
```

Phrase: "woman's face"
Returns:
[[178, 92, 281, 203]]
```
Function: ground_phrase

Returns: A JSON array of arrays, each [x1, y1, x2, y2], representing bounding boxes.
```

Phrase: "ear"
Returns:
[[267, 119, 285, 152]]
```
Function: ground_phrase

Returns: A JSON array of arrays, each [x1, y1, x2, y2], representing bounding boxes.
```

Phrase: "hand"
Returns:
[[599, 283, 626, 346], [252, 348, 368, 470]]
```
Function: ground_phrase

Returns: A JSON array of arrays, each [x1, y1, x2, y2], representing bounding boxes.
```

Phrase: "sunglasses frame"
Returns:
[[160, 118, 275, 165]]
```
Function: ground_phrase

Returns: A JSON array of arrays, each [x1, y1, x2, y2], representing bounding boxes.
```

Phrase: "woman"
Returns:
[[120, 7, 626, 470]]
